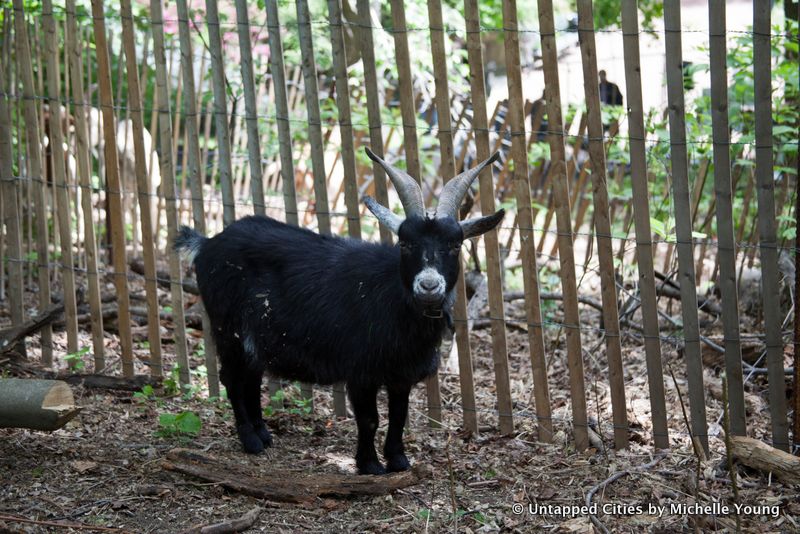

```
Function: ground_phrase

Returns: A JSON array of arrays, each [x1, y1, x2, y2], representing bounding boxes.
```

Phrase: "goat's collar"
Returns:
[[422, 306, 443, 319]]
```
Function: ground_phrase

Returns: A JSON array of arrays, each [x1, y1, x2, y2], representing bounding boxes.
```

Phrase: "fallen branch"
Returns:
[[0, 304, 64, 355], [179, 507, 261, 534], [504, 291, 604, 312], [0, 513, 132, 533], [585, 453, 667, 534], [162, 448, 432, 504], [57, 373, 161, 392], [129, 258, 199, 295], [730, 435, 800, 485]]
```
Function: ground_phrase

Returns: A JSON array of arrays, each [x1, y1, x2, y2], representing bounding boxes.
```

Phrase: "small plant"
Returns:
[[133, 384, 156, 402], [156, 411, 202, 438], [64, 346, 90, 371], [263, 383, 313, 418]]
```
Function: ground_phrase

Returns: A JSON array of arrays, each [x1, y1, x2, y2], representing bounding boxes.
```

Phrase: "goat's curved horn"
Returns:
[[435, 152, 501, 220], [364, 147, 424, 218], [363, 196, 403, 234]]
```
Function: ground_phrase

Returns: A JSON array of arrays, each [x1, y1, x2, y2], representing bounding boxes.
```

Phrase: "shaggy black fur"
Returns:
[[175, 212, 502, 474]]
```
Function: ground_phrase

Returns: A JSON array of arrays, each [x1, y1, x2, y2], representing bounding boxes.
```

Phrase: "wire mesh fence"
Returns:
[[0, 0, 797, 454]]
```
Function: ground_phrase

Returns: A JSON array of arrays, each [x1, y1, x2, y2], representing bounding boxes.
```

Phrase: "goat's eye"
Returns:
[[449, 243, 461, 254], [399, 241, 411, 252]]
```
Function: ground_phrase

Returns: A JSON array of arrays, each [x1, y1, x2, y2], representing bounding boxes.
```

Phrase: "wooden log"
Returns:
[[0, 304, 64, 356], [0, 378, 81, 430], [162, 448, 432, 504], [730, 436, 800, 485], [59, 373, 161, 392], [180, 507, 261, 534]]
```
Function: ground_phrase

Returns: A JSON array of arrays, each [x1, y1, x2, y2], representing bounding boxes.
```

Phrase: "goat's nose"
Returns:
[[420, 279, 438, 291]]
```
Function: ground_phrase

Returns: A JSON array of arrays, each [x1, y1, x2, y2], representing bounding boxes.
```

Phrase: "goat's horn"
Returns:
[[435, 152, 501, 220], [363, 196, 403, 234], [364, 147, 424, 218]]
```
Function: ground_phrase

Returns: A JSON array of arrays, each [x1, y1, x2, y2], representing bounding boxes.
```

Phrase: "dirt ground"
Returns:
[[1, 275, 798, 533]]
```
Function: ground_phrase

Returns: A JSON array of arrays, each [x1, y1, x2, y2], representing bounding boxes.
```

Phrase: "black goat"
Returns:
[[174, 148, 503, 475]]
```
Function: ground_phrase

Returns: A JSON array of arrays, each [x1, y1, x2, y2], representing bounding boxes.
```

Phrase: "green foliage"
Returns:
[[263, 383, 313, 418], [64, 346, 90, 371], [578, 0, 664, 33], [156, 411, 202, 437]]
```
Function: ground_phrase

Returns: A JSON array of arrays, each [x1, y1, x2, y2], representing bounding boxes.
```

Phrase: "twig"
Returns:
[[585, 453, 667, 534], [720, 374, 742, 533], [668, 365, 703, 534], [0, 513, 133, 533]]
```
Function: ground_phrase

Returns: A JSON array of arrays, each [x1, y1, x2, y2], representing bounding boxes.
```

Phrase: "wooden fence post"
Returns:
[[176, 0, 220, 396], [0, 10, 25, 357], [753, 0, 790, 451], [205, 0, 236, 227], [294, 0, 330, 406], [328, 0, 361, 417], [663, 0, 708, 454], [536, 0, 589, 450], [576, 0, 628, 449], [66, 0, 105, 370], [43, 0, 80, 359], [707, 0, 746, 436], [355, 0, 392, 245], [120, 0, 164, 378], [90, 0, 136, 377], [151, 0, 191, 386], [389, 0, 442, 426], [265, 0, 296, 406], [428, 0, 480, 434], [478, 0, 540, 438], [14, 1, 53, 365], [620, 0, 669, 450], [234, 0, 265, 215]]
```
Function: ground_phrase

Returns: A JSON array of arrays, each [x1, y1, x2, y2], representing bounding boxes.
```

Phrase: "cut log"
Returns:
[[0, 378, 81, 430], [162, 448, 432, 504], [0, 304, 64, 356], [730, 435, 800, 485]]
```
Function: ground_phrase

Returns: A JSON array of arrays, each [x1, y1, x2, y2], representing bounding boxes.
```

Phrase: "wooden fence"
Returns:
[[0, 0, 796, 454]]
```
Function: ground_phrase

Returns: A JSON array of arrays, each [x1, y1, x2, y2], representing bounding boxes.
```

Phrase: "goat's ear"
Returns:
[[363, 196, 403, 234], [460, 208, 505, 239]]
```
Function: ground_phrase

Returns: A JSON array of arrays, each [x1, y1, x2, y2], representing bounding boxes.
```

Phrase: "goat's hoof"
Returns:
[[255, 426, 273, 447], [357, 460, 387, 475], [386, 454, 411, 472], [238, 427, 265, 454]]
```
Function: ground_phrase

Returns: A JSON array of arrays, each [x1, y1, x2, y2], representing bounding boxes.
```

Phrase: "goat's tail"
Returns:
[[173, 226, 207, 264]]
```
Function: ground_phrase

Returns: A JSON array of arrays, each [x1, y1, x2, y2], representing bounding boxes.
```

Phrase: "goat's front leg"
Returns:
[[348, 384, 385, 475], [384, 384, 411, 472]]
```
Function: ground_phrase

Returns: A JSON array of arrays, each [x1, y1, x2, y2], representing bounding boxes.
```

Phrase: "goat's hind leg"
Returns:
[[220, 357, 265, 454], [244, 372, 273, 447]]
